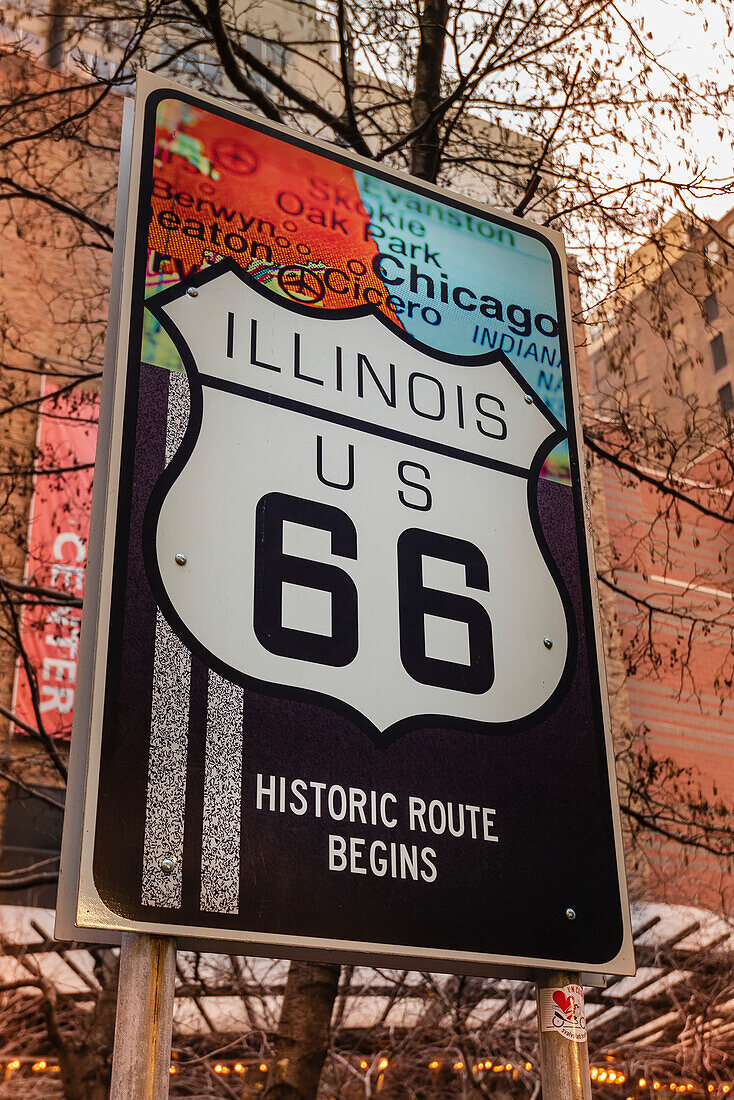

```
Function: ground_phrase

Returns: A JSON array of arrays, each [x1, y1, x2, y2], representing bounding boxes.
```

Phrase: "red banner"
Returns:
[[12, 381, 98, 739]]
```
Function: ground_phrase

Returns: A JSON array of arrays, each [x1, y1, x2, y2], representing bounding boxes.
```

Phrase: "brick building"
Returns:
[[587, 209, 734, 910], [590, 210, 734, 422]]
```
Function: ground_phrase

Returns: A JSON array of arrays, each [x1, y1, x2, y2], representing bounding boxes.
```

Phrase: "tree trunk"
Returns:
[[41, 948, 120, 1100], [410, 0, 450, 182], [267, 960, 342, 1100]]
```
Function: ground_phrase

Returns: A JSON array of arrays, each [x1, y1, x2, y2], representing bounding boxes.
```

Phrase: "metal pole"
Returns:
[[110, 932, 177, 1100], [535, 970, 591, 1100]]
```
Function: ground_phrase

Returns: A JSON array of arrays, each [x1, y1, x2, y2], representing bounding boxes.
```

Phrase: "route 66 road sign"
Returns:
[[58, 73, 634, 978]]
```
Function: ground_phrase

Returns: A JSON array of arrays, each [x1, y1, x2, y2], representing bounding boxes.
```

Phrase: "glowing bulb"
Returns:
[[654, 1083, 661, 1091], [723, 1088, 731, 1095], [429, 1061, 439, 1070], [619, 1076, 626, 1084], [609, 1072, 617, 1082], [260, 1064, 268, 1073], [214, 1065, 223, 1073], [235, 1065, 244, 1073], [169, 1066, 176, 1075], [506, 1064, 512, 1071], [592, 1068, 599, 1079], [640, 1081, 647, 1089], [526, 1062, 533, 1071], [360, 1061, 368, 1070], [9, 1061, 20, 1071], [453, 1062, 463, 1071], [708, 1087, 715, 1094], [378, 1059, 389, 1071], [599, 1072, 608, 1082]]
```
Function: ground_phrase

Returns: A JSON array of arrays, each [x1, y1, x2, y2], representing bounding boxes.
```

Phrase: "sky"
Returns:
[[616, 0, 733, 220]]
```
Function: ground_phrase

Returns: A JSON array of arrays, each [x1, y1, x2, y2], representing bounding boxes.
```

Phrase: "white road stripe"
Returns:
[[142, 369, 191, 908], [200, 672, 243, 913]]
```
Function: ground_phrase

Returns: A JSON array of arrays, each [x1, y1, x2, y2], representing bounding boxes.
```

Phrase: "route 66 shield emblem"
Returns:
[[144, 260, 571, 742]]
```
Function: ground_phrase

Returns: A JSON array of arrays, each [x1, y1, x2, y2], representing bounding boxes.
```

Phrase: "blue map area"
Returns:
[[354, 172, 570, 479]]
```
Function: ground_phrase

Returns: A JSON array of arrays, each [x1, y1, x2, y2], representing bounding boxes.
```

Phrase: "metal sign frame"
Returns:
[[57, 72, 634, 979]]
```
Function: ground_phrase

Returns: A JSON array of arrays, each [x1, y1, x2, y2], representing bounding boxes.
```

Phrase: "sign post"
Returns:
[[536, 970, 592, 1100], [58, 71, 634, 1092], [110, 933, 176, 1100]]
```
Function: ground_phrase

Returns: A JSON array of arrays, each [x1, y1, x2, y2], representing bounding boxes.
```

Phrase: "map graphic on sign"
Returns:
[[58, 74, 633, 979], [146, 263, 570, 739]]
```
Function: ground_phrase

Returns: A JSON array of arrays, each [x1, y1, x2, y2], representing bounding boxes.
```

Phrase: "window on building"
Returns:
[[718, 382, 734, 417], [710, 333, 727, 372], [244, 35, 290, 91], [0, 786, 64, 908], [704, 293, 719, 323], [677, 358, 696, 398], [160, 41, 220, 82]]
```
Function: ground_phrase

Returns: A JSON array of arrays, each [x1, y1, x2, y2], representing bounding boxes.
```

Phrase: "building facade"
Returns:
[[587, 210, 734, 910]]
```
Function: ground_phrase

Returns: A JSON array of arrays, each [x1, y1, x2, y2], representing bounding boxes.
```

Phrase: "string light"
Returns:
[[2, 1052, 732, 1093]]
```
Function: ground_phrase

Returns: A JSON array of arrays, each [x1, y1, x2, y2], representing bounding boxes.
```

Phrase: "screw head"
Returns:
[[160, 857, 176, 876], [566, 907, 576, 921], [524, 394, 533, 404], [186, 287, 199, 298], [543, 636, 553, 649], [175, 553, 187, 566]]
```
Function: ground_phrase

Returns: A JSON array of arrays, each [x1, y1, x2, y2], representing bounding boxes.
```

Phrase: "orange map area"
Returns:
[[147, 98, 393, 318]]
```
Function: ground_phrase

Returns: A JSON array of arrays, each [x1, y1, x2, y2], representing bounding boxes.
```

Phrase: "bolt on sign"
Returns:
[[58, 72, 634, 977]]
